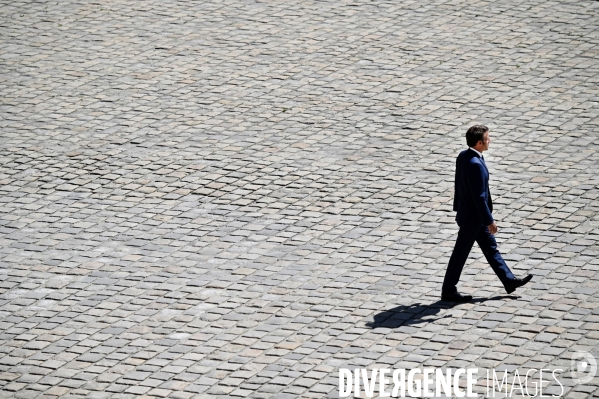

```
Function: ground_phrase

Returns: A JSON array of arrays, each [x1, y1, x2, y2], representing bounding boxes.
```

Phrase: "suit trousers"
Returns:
[[443, 224, 515, 293]]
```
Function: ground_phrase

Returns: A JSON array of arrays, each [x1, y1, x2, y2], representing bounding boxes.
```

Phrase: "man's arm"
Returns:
[[467, 162, 494, 227], [453, 158, 459, 212]]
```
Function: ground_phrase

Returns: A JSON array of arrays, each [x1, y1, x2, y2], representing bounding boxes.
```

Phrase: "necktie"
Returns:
[[480, 155, 487, 168]]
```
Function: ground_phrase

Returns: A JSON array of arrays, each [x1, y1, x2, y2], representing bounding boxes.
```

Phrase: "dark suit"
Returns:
[[442, 148, 515, 294]]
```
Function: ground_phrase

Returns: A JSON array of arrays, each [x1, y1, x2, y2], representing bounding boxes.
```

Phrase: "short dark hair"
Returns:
[[465, 125, 488, 147]]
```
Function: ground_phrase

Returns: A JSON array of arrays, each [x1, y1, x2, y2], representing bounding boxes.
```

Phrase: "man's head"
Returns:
[[466, 125, 490, 152]]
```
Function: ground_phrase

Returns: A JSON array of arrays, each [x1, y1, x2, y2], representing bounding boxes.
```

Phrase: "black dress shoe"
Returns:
[[504, 274, 533, 294], [441, 291, 473, 302]]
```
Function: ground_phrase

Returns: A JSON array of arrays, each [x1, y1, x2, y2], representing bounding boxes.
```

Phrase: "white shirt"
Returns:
[[469, 147, 482, 158]]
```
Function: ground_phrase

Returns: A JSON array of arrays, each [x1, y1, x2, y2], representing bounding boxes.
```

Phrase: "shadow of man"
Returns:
[[366, 295, 517, 329]]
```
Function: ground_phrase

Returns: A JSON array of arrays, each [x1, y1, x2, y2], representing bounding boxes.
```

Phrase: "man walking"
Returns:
[[442, 125, 532, 302]]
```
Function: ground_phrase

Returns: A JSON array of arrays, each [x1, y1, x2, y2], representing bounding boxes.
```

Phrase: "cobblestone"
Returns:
[[1, 0, 599, 398]]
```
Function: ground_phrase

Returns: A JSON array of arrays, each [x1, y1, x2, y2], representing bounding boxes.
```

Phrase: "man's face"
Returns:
[[479, 131, 490, 151]]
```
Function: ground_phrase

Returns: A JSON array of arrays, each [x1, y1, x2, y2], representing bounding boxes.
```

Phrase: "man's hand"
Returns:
[[488, 222, 498, 235]]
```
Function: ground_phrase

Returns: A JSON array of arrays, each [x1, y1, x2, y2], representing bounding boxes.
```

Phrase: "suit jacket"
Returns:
[[453, 148, 494, 227]]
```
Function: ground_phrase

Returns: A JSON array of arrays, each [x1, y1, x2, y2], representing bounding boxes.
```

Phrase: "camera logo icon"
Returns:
[[570, 351, 597, 384]]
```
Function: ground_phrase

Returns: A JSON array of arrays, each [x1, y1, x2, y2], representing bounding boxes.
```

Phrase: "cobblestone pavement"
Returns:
[[1, 0, 599, 398]]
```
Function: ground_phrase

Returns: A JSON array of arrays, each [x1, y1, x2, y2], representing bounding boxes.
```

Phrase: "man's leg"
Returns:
[[442, 226, 478, 294], [475, 227, 515, 287]]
